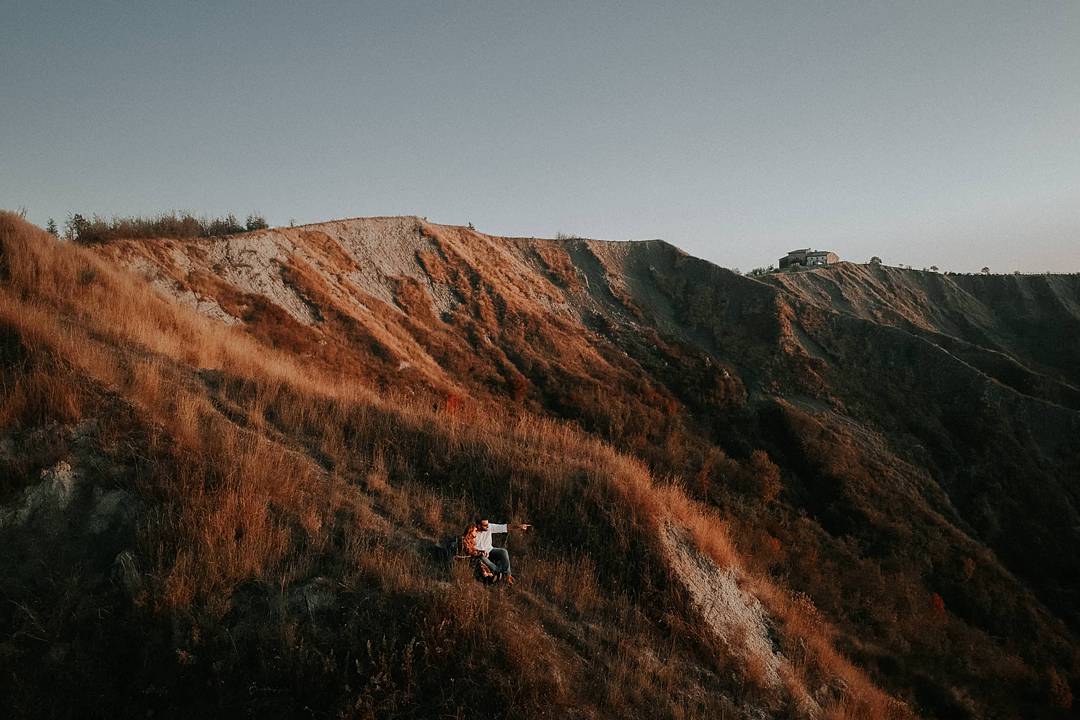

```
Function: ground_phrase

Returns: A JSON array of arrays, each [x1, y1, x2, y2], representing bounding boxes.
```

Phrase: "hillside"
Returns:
[[764, 263, 1080, 407], [2, 212, 1078, 719]]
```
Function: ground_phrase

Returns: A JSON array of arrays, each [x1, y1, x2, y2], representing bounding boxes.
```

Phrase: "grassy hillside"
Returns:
[[2, 211, 1078, 718], [0, 212, 910, 718]]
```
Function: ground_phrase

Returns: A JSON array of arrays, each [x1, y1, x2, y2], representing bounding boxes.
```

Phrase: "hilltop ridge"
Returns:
[[763, 261, 1080, 392]]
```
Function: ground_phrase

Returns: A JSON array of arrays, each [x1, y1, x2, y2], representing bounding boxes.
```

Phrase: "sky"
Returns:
[[2, 1, 1078, 273]]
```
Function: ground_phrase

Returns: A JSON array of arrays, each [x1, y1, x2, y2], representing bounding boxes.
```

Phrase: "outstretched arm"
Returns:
[[490, 523, 531, 534]]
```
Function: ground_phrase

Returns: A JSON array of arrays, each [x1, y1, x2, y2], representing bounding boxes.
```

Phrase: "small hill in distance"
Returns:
[[2, 211, 1078, 719]]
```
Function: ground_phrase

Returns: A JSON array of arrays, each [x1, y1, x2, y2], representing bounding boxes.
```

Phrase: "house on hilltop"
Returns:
[[779, 248, 839, 269]]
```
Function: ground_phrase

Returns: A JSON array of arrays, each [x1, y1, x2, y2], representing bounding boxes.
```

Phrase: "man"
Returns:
[[461, 518, 530, 585]]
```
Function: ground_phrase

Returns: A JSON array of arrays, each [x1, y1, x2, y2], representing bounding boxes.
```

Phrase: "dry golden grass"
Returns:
[[0, 210, 917, 718]]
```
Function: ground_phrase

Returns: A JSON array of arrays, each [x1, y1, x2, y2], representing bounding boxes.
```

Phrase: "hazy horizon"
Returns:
[[3, 1, 1078, 273]]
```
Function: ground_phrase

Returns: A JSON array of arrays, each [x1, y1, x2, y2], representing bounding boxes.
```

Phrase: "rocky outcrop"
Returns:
[[659, 524, 787, 692], [0, 460, 80, 529]]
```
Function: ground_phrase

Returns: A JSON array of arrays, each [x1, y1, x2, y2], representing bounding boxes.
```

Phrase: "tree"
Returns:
[[245, 214, 268, 231], [65, 213, 89, 242], [981, 266, 991, 274], [869, 256, 882, 265], [46, 218, 58, 237], [748, 265, 775, 277], [208, 213, 243, 236], [929, 265, 939, 272]]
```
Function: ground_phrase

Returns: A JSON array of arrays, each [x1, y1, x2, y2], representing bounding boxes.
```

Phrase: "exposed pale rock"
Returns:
[[659, 524, 791, 694], [0, 460, 79, 528]]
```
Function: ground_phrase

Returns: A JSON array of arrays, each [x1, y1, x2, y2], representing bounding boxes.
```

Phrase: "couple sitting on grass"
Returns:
[[461, 518, 530, 586]]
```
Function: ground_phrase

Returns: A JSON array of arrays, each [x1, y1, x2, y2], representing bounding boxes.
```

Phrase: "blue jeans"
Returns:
[[480, 547, 511, 575]]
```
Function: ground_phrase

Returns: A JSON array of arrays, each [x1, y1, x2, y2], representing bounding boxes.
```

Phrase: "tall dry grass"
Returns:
[[0, 210, 913, 718]]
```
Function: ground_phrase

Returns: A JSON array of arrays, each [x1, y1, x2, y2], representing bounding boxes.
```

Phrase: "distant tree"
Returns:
[[748, 265, 774, 277], [227, 213, 243, 233], [289, 218, 297, 228], [46, 218, 58, 237], [65, 213, 89, 242], [929, 265, 939, 272], [207, 213, 244, 236], [245, 214, 268, 231], [869, 256, 882, 265], [467, 221, 475, 230], [981, 266, 991, 274]]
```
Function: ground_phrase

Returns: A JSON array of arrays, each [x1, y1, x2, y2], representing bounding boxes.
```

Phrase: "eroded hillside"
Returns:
[[764, 262, 1080, 406], [2, 213, 1078, 718]]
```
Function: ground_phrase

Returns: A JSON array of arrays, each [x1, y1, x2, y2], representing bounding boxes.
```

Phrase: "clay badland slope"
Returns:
[[764, 262, 1080, 407], [99, 217, 1080, 626], [2, 212, 1078, 718]]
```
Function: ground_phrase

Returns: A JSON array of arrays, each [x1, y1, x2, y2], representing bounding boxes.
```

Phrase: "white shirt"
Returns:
[[474, 523, 508, 554]]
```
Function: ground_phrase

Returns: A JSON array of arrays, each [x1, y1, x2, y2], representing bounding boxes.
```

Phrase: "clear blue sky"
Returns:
[[3, 1, 1078, 272]]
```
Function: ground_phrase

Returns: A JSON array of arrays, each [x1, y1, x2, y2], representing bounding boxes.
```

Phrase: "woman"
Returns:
[[461, 518, 531, 585]]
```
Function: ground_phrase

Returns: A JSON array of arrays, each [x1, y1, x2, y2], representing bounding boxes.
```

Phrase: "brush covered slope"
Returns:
[[1, 212, 1078, 719]]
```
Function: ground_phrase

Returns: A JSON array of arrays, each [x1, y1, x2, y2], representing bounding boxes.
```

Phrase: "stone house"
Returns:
[[779, 248, 839, 269]]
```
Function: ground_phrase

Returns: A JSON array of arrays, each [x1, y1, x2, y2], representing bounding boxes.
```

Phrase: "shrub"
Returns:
[[245, 213, 269, 231], [1047, 667, 1073, 710], [62, 211, 264, 244], [206, 213, 244, 236], [743, 449, 783, 503]]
